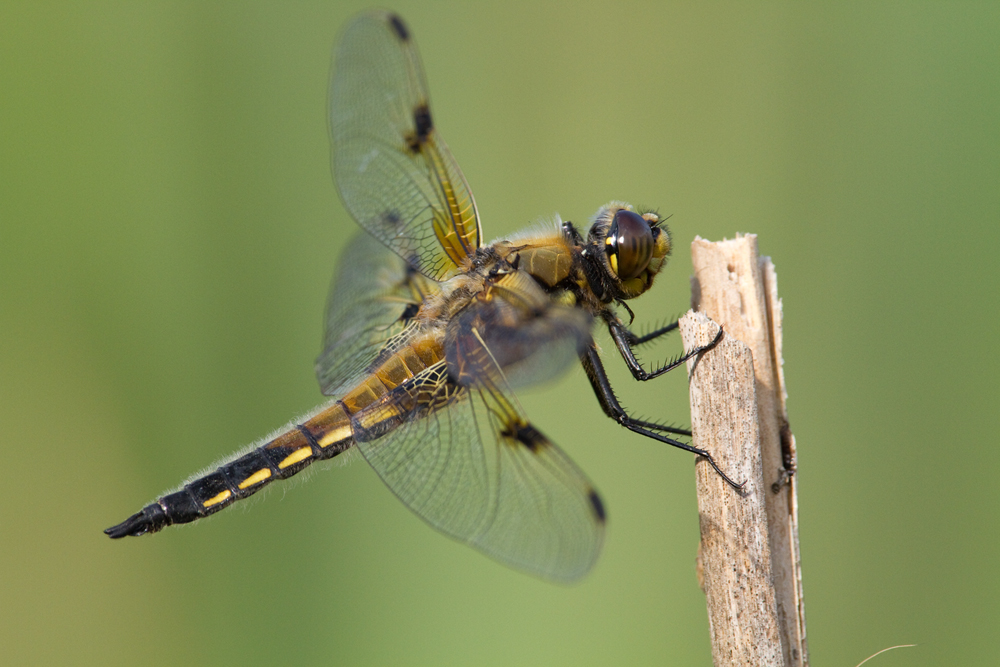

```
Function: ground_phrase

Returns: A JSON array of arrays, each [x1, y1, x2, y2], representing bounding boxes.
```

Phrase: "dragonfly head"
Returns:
[[587, 203, 672, 300]]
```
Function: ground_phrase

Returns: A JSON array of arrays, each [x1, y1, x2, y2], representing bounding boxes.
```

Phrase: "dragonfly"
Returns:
[[105, 10, 737, 583]]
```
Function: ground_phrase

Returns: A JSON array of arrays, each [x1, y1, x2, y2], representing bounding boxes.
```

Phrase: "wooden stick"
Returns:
[[679, 234, 808, 667]]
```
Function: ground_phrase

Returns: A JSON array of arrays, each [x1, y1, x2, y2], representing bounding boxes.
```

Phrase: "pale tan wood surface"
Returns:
[[681, 234, 807, 667]]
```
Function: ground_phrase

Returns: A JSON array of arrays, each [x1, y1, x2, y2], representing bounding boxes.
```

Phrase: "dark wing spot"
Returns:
[[587, 489, 606, 523], [400, 303, 420, 322], [388, 14, 410, 41], [414, 104, 433, 141], [379, 210, 403, 227], [404, 254, 421, 273], [503, 423, 547, 452], [404, 106, 433, 154], [405, 133, 421, 154]]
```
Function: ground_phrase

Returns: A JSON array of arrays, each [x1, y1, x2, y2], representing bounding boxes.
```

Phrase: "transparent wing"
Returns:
[[354, 359, 605, 583], [330, 11, 481, 281], [316, 231, 437, 396]]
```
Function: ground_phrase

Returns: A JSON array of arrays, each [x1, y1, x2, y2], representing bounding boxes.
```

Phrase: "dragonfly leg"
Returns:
[[579, 343, 743, 490], [607, 319, 723, 382]]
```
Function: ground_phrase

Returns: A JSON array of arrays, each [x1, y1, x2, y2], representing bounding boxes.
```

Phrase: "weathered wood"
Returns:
[[680, 234, 807, 667], [681, 311, 784, 666]]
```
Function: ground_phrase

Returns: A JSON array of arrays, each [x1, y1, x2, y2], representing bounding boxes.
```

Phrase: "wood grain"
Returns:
[[681, 234, 807, 667]]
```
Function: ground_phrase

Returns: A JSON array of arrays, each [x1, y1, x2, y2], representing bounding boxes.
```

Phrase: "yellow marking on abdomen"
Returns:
[[203, 490, 232, 508], [278, 445, 312, 469], [306, 403, 353, 448], [318, 425, 352, 448], [238, 468, 272, 489]]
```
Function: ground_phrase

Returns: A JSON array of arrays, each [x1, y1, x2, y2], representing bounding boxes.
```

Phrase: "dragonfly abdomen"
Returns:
[[103, 406, 355, 538], [105, 336, 447, 539]]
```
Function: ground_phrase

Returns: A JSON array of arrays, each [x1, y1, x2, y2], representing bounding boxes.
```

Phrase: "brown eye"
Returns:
[[605, 209, 653, 280]]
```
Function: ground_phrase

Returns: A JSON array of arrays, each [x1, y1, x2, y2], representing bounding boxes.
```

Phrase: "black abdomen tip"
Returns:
[[104, 503, 169, 539]]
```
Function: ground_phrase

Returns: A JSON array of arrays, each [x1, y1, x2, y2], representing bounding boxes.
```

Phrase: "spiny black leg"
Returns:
[[609, 320, 723, 382], [579, 344, 743, 490], [579, 341, 691, 436], [629, 418, 691, 438], [623, 422, 744, 490], [623, 319, 679, 346]]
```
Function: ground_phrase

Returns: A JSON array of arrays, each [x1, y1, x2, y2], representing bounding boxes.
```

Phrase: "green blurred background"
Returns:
[[2, 1, 997, 665]]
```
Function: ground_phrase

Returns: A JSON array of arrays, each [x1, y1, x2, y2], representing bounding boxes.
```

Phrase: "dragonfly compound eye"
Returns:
[[605, 209, 653, 281]]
